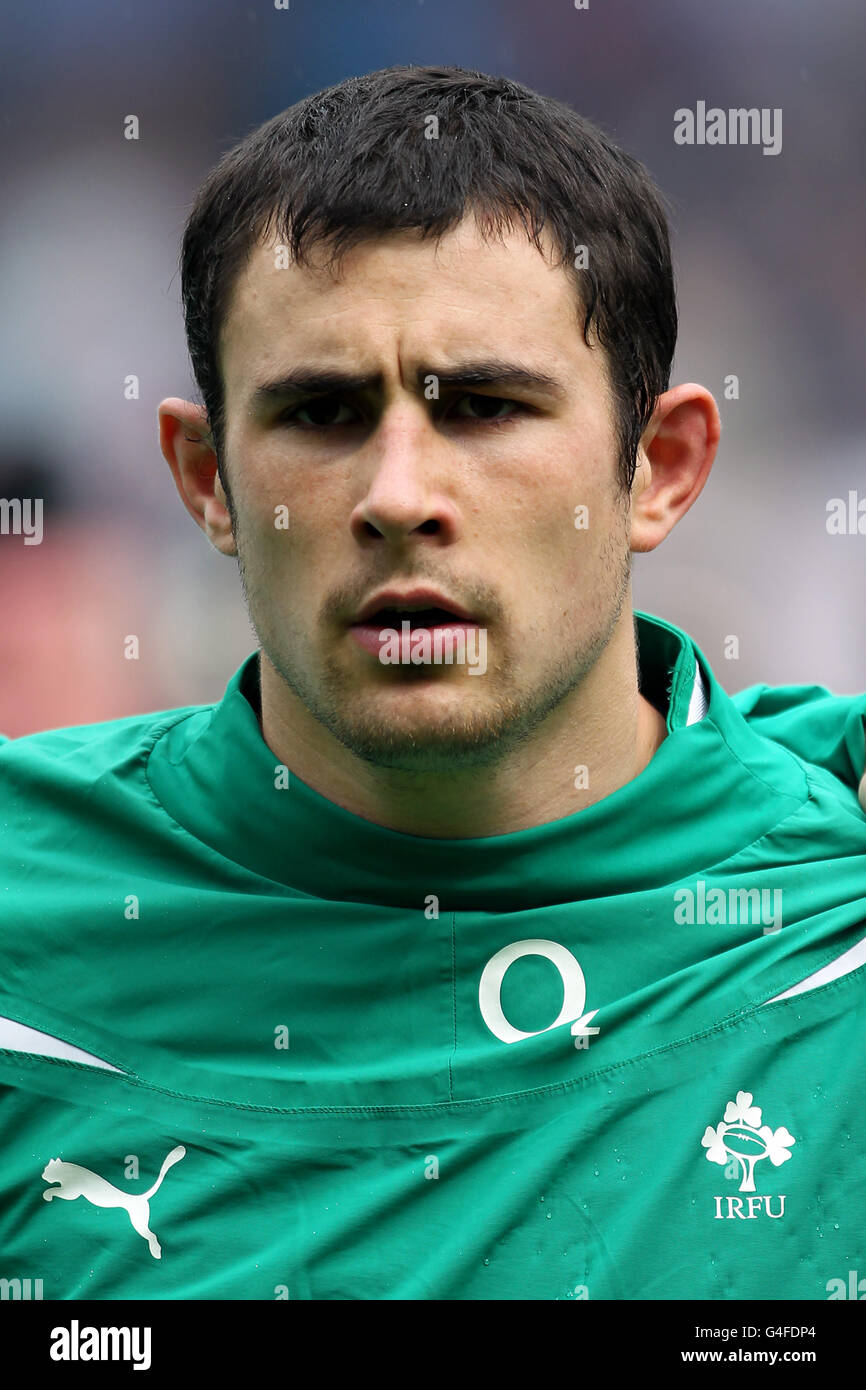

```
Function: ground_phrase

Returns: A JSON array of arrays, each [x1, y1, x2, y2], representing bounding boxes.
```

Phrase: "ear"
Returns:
[[628, 383, 721, 553], [157, 398, 238, 557]]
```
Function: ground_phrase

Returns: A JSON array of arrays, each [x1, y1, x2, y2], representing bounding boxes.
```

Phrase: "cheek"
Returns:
[[243, 437, 354, 530], [230, 444, 311, 553], [534, 485, 623, 584]]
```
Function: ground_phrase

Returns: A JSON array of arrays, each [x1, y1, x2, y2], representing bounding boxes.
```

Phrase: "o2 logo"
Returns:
[[478, 938, 598, 1046]]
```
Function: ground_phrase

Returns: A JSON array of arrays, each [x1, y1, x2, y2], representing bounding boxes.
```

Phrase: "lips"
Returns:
[[352, 587, 477, 625]]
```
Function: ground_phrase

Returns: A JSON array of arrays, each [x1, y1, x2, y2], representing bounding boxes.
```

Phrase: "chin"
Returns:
[[330, 699, 526, 771]]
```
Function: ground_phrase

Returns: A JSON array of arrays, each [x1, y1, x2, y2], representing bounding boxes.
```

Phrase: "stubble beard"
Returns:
[[233, 509, 633, 775]]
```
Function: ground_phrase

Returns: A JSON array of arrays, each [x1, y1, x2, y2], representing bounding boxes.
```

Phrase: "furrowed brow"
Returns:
[[249, 359, 567, 409], [250, 370, 377, 407], [422, 361, 566, 400]]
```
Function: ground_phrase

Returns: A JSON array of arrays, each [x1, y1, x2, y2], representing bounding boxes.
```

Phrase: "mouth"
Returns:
[[349, 604, 481, 660], [352, 586, 478, 625], [353, 606, 475, 630]]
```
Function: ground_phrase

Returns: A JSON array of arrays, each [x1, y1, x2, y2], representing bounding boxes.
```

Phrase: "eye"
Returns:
[[279, 397, 360, 428], [276, 391, 525, 430], [450, 393, 523, 422]]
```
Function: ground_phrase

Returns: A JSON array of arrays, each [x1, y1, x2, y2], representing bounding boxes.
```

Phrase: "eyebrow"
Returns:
[[249, 359, 568, 408]]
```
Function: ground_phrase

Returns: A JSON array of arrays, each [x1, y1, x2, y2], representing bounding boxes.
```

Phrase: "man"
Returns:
[[1, 65, 864, 1301]]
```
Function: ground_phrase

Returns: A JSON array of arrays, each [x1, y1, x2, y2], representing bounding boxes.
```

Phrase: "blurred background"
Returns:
[[1, 0, 863, 734]]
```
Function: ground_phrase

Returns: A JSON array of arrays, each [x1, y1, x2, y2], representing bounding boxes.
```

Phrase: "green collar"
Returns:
[[146, 610, 804, 909]]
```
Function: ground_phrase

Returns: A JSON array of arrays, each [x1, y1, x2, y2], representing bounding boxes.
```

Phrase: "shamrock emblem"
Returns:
[[701, 1091, 795, 1192]]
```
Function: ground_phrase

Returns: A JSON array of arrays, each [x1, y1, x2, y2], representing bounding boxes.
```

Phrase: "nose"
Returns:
[[349, 404, 461, 547]]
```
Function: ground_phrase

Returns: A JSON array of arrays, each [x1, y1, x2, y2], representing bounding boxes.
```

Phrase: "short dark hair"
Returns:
[[180, 64, 677, 500]]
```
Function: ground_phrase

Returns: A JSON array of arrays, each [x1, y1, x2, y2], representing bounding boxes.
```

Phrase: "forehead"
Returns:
[[218, 215, 597, 400]]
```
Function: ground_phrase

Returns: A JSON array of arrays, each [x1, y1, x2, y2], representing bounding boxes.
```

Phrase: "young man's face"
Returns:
[[215, 216, 639, 770]]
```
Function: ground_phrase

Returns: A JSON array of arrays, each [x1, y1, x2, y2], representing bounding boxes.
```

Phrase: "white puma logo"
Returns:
[[41, 1146, 186, 1260]]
